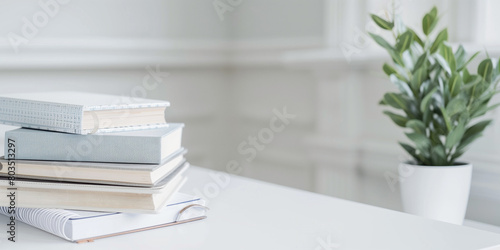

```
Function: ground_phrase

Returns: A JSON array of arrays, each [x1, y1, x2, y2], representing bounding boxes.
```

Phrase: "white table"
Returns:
[[1, 166, 500, 250]]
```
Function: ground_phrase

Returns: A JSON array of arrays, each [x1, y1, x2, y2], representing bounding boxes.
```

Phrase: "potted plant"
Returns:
[[369, 7, 500, 224]]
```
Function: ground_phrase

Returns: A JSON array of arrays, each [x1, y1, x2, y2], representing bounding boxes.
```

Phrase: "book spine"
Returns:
[[5, 130, 162, 164], [0, 97, 83, 134]]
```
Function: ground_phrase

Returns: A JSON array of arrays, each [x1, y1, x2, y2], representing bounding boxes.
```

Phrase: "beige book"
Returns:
[[0, 148, 186, 186], [0, 163, 189, 213]]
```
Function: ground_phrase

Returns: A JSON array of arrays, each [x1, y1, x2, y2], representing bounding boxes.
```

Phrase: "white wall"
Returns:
[[0, 0, 499, 225], [0, 0, 232, 171], [228, 0, 323, 40]]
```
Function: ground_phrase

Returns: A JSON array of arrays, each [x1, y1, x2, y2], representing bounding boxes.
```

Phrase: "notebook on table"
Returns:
[[0, 192, 208, 243]]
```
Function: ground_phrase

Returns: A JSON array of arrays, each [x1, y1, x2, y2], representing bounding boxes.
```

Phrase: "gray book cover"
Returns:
[[4, 123, 184, 164]]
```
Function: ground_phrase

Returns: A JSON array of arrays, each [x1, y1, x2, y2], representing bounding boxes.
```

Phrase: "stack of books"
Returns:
[[0, 92, 207, 243]]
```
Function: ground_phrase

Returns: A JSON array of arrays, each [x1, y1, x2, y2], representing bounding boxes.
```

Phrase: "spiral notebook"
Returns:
[[0, 192, 208, 243]]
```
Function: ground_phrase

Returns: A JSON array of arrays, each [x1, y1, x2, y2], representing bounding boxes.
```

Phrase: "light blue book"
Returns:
[[4, 123, 184, 164]]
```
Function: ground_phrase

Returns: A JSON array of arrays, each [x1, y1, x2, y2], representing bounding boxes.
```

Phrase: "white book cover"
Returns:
[[0, 91, 170, 134]]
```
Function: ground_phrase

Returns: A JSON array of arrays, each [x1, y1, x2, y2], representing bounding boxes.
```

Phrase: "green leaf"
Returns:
[[456, 120, 492, 152], [422, 13, 437, 36], [383, 111, 408, 127], [463, 120, 492, 142], [383, 63, 406, 81], [383, 63, 397, 76], [458, 51, 480, 71], [446, 97, 467, 117], [388, 48, 405, 65], [411, 65, 428, 93], [420, 87, 437, 113], [448, 73, 463, 97], [497, 57, 500, 76], [379, 99, 387, 105], [432, 115, 448, 135], [462, 68, 471, 82], [476, 90, 500, 105], [371, 14, 394, 30], [434, 53, 451, 75], [399, 142, 423, 163], [413, 53, 428, 73], [430, 29, 448, 54], [420, 79, 432, 93], [408, 28, 424, 47], [396, 31, 413, 53], [440, 44, 456, 73], [455, 45, 466, 70], [384, 93, 408, 110], [428, 60, 440, 74], [456, 120, 491, 153], [382, 63, 406, 81], [429, 131, 442, 146], [451, 149, 466, 162], [393, 64, 411, 81], [431, 145, 447, 166], [439, 107, 452, 132], [406, 120, 426, 134], [478, 59, 493, 83], [369, 33, 393, 51], [390, 75, 414, 97], [462, 75, 482, 90], [423, 105, 433, 126], [472, 80, 489, 98], [485, 103, 500, 114], [429, 6, 438, 19], [493, 58, 500, 83], [405, 132, 431, 151], [445, 118, 466, 149], [401, 51, 414, 70], [471, 103, 488, 118], [455, 133, 482, 155]]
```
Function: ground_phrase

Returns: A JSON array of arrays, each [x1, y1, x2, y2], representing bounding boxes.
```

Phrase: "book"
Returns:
[[0, 148, 187, 186], [0, 91, 170, 134], [4, 123, 184, 164], [0, 192, 207, 243], [0, 162, 189, 213]]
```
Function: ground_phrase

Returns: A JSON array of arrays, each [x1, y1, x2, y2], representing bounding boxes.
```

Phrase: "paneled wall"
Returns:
[[0, 0, 231, 171], [0, 0, 499, 225]]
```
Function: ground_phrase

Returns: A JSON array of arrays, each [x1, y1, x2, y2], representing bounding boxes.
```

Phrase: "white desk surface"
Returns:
[[1, 166, 500, 250]]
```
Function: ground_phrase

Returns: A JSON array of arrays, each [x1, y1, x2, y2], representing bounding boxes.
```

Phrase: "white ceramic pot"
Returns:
[[398, 162, 472, 225]]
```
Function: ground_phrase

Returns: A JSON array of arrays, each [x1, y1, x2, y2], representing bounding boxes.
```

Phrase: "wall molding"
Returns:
[[2, 37, 495, 71], [283, 44, 500, 72], [0, 37, 324, 70]]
